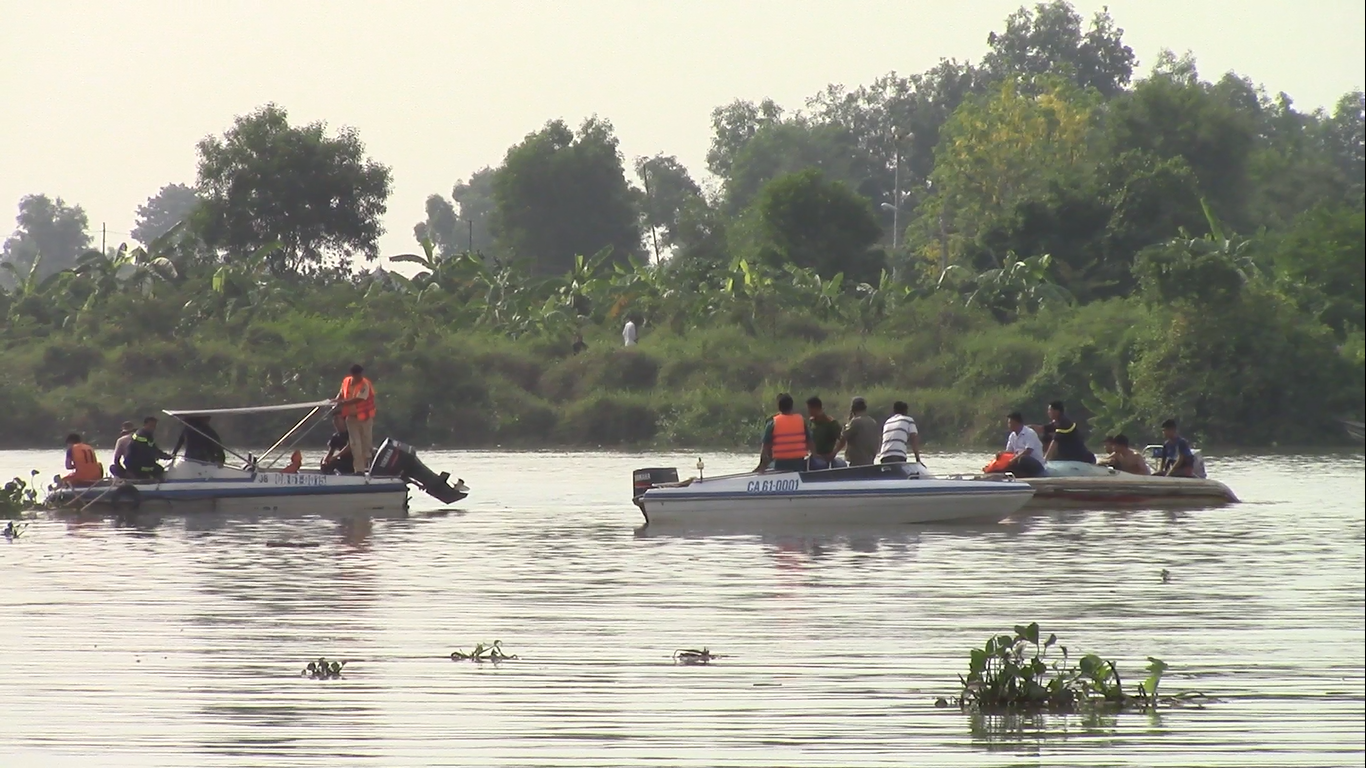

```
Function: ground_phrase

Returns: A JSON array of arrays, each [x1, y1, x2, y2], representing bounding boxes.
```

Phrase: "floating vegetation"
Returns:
[[673, 648, 726, 665], [266, 541, 321, 548], [450, 641, 516, 663], [301, 658, 346, 679], [1, 471, 45, 519], [948, 623, 1207, 713], [1160, 568, 1171, 582], [3, 521, 27, 539]]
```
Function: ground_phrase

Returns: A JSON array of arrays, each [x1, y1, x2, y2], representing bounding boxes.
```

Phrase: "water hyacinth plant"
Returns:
[[1, 471, 44, 518], [301, 658, 346, 679], [948, 623, 1203, 713], [449, 641, 516, 663]]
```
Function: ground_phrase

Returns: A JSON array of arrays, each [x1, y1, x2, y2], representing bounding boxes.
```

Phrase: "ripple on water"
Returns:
[[1, 450, 1362, 767]]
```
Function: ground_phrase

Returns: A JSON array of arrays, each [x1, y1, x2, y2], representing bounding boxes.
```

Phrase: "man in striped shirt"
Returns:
[[878, 401, 921, 464]]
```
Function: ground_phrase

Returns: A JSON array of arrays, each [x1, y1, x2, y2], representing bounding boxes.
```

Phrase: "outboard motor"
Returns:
[[632, 467, 679, 502], [371, 438, 469, 504]]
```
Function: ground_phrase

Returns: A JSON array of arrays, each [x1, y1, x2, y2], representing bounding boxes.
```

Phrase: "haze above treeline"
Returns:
[[0, 1, 1361, 449]]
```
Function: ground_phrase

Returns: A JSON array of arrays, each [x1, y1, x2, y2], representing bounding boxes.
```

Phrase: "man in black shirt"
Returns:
[[172, 415, 226, 465], [321, 412, 354, 474], [1042, 400, 1096, 464]]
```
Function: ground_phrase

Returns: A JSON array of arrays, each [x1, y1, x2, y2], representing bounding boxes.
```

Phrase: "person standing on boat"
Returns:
[[834, 396, 881, 466], [878, 401, 921, 465], [755, 393, 813, 473], [60, 433, 103, 487], [109, 420, 136, 478], [172, 415, 226, 466], [1159, 420, 1197, 477], [805, 396, 846, 470], [335, 365, 376, 473], [1003, 412, 1045, 477], [1042, 401, 1095, 464], [125, 416, 172, 480]]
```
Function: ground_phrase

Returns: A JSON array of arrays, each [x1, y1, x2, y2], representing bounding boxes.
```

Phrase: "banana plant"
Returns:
[[939, 252, 1073, 319]]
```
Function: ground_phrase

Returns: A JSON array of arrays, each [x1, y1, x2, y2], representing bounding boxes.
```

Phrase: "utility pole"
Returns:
[[640, 164, 661, 262], [101, 223, 106, 256], [467, 219, 473, 254]]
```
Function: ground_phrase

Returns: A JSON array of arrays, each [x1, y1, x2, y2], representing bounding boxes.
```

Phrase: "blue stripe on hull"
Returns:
[[135, 484, 405, 501]]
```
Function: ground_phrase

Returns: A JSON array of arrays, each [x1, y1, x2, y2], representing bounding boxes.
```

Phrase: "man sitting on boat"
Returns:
[[321, 411, 355, 475], [805, 396, 846, 470], [124, 416, 173, 480], [834, 396, 880, 467], [1100, 434, 1151, 475], [755, 393, 813, 473], [1042, 400, 1096, 464], [878, 401, 921, 465], [1001, 412, 1045, 477], [1159, 420, 1201, 478], [171, 415, 226, 466], [60, 433, 104, 487], [109, 420, 135, 478]]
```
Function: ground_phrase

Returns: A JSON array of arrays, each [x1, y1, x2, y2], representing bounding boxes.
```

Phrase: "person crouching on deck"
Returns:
[[60, 433, 104, 487], [334, 364, 376, 474], [755, 393, 813, 473]]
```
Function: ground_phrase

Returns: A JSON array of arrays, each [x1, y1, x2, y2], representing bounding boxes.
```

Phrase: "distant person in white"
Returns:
[[878, 400, 921, 464], [1003, 411, 1045, 477], [622, 317, 638, 347]]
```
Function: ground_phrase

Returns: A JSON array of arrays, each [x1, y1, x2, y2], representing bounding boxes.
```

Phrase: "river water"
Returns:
[[1, 449, 1362, 767]]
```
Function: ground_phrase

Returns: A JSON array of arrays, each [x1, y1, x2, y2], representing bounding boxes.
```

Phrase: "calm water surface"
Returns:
[[2, 449, 1363, 767]]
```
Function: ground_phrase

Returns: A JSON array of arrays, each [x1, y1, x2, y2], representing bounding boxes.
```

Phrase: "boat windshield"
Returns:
[[799, 463, 915, 483]]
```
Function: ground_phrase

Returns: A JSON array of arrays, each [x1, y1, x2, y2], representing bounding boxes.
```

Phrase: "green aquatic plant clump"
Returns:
[[949, 622, 1202, 713], [450, 640, 516, 663], [673, 647, 726, 665], [301, 657, 346, 680], [1, 470, 45, 519]]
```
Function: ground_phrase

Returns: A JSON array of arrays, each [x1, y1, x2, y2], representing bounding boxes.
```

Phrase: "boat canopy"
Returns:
[[164, 400, 333, 417]]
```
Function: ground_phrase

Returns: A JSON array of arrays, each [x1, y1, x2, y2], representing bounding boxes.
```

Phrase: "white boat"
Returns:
[[983, 448, 1238, 508], [631, 462, 1034, 527], [46, 400, 468, 515]]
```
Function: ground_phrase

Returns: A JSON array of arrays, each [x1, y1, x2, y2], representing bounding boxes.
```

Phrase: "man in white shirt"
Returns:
[[878, 401, 921, 464], [622, 317, 638, 347], [109, 420, 136, 478], [1003, 411, 1045, 477]]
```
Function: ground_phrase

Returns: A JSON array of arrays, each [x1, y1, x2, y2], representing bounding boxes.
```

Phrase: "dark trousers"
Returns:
[[879, 455, 907, 464], [1006, 454, 1046, 478]]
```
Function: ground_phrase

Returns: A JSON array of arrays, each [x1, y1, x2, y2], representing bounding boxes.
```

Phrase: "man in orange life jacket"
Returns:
[[334, 364, 376, 473], [755, 393, 814, 473], [60, 433, 104, 487]]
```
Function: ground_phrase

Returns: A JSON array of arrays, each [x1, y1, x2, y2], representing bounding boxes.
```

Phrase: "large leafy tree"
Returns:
[[929, 78, 1098, 258], [721, 120, 882, 215], [0, 194, 91, 284], [745, 169, 884, 282], [491, 118, 641, 275], [194, 104, 393, 273], [706, 98, 784, 178], [131, 183, 200, 246], [982, 0, 1135, 97], [635, 154, 702, 259], [452, 167, 497, 254], [412, 194, 464, 258]]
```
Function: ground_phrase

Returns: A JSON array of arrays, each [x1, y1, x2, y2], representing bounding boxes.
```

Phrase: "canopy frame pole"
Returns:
[[261, 408, 332, 469], [257, 406, 323, 468], [163, 413, 252, 467]]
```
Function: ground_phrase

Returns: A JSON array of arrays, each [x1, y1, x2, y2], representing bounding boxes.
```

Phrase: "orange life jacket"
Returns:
[[983, 452, 1015, 474], [341, 376, 376, 421], [770, 413, 808, 460], [68, 442, 104, 483]]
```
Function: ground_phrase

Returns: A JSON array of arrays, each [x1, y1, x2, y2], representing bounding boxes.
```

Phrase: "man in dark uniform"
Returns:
[[1042, 400, 1096, 464]]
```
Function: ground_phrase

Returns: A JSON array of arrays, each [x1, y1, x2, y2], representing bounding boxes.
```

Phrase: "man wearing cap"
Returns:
[[834, 396, 881, 466], [109, 420, 136, 478]]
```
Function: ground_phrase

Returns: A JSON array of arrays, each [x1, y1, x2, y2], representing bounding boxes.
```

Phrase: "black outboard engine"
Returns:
[[632, 467, 679, 502], [371, 438, 469, 504]]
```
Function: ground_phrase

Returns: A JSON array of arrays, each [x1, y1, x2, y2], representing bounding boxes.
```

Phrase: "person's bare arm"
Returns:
[[911, 432, 922, 464]]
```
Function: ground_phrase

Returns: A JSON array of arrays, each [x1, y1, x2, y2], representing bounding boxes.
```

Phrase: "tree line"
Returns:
[[1, 1, 1362, 449]]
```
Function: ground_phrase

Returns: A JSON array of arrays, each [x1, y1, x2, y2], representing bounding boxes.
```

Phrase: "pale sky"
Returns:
[[2, 0, 1362, 262]]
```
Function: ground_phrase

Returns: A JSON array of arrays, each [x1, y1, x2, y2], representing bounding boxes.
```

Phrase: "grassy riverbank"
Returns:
[[2, 283, 1360, 452]]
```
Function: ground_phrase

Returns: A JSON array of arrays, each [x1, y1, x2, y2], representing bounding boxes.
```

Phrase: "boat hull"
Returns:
[[637, 465, 1034, 527], [1019, 475, 1238, 508], [45, 458, 419, 516]]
